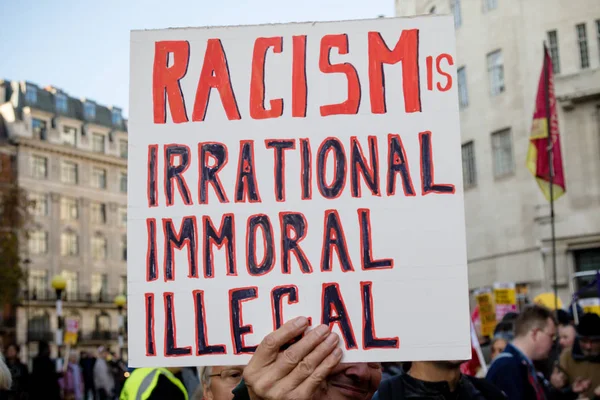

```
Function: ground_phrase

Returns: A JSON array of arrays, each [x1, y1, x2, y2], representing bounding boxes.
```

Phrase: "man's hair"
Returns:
[[514, 305, 557, 338], [556, 309, 572, 326], [192, 367, 212, 400]]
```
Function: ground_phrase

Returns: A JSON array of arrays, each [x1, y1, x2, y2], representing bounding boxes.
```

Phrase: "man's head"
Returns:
[[198, 365, 245, 400], [97, 346, 109, 359], [68, 351, 78, 365], [576, 313, 600, 357], [558, 323, 576, 350], [490, 337, 507, 360], [513, 305, 557, 360], [5, 344, 19, 360], [197, 363, 380, 400], [556, 309, 576, 350], [315, 362, 381, 400]]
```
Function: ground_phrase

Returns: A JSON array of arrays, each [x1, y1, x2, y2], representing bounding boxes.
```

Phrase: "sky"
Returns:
[[0, 0, 394, 117]]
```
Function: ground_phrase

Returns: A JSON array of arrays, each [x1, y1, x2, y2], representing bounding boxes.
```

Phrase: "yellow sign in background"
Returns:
[[64, 318, 79, 345], [493, 282, 517, 320], [579, 298, 600, 316], [476, 291, 497, 337]]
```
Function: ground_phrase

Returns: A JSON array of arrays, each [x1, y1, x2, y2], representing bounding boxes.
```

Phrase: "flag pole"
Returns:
[[543, 44, 559, 313]]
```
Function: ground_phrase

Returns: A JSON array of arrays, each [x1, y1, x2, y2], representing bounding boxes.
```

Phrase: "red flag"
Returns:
[[460, 313, 487, 377], [526, 46, 566, 201]]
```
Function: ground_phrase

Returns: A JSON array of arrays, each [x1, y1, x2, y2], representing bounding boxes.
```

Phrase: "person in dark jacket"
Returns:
[[374, 361, 506, 400], [4, 344, 28, 400], [30, 341, 61, 400], [486, 305, 559, 400], [79, 351, 96, 400]]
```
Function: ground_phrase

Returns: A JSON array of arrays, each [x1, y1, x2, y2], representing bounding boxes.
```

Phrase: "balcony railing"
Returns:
[[21, 290, 121, 304], [26, 329, 122, 343]]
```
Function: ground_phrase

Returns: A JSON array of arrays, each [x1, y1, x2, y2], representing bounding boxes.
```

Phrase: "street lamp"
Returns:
[[51, 274, 66, 365], [114, 294, 126, 359]]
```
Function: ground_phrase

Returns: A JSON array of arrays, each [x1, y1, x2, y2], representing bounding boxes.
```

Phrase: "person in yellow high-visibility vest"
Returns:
[[120, 367, 188, 400]]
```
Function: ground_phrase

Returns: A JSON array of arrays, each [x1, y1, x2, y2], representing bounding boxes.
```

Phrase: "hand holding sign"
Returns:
[[244, 317, 342, 400]]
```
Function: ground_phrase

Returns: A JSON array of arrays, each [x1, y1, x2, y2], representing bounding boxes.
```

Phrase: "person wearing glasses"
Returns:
[[195, 366, 245, 400], [486, 305, 558, 400]]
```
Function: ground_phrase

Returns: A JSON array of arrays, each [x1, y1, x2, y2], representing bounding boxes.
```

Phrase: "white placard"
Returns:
[[128, 15, 470, 367]]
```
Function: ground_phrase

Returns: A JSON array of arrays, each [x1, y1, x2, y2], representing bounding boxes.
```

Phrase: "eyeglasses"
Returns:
[[538, 329, 557, 341], [208, 369, 244, 385]]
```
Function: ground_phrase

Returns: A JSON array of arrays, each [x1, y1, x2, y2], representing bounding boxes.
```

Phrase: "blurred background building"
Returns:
[[0, 80, 128, 361], [396, 0, 600, 304]]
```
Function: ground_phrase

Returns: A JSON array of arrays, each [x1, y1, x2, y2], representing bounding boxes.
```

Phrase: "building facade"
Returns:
[[0, 80, 128, 360], [396, 0, 600, 303]]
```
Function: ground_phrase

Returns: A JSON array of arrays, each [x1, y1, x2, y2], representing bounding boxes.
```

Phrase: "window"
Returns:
[[121, 234, 127, 261], [61, 270, 79, 300], [84, 101, 96, 120], [62, 126, 77, 147], [61, 231, 79, 256], [92, 167, 107, 189], [487, 50, 505, 96], [30, 155, 48, 179], [28, 230, 48, 255], [451, 0, 462, 28], [55, 93, 67, 113], [92, 133, 105, 153], [547, 30, 560, 74], [29, 193, 49, 216], [60, 197, 79, 221], [574, 248, 600, 298], [482, 0, 497, 12], [457, 66, 469, 109], [91, 202, 107, 224], [119, 275, 127, 295], [28, 270, 48, 299], [491, 129, 514, 177], [91, 273, 109, 301], [119, 139, 128, 159], [25, 84, 37, 104], [120, 172, 127, 193], [118, 206, 127, 227], [112, 108, 122, 126], [61, 161, 78, 184], [461, 142, 477, 188], [32, 118, 47, 140], [576, 23, 589, 69], [92, 235, 108, 260]]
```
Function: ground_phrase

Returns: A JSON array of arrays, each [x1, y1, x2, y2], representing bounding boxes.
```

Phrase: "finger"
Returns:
[[292, 345, 343, 396], [270, 324, 332, 378], [251, 317, 309, 368], [284, 331, 340, 388]]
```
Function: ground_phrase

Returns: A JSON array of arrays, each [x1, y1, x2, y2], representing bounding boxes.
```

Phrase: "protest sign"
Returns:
[[64, 318, 79, 346], [493, 282, 517, 320], [127, 15, 469, 367], [475, 289, 496, 338], [579, 298, 600, 316]]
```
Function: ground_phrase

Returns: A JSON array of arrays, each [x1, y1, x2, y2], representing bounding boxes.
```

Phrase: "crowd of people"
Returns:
[[0, 305, 598, 399], [0, 343, 127, 400]]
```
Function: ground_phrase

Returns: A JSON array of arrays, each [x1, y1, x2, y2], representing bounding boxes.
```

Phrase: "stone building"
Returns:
[[0, 80, 128, 360], [396, 0, 600, 304]]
